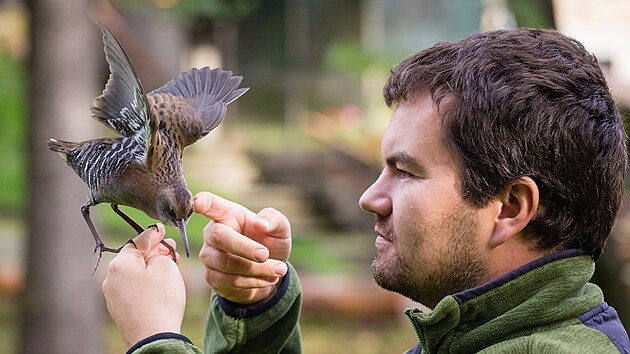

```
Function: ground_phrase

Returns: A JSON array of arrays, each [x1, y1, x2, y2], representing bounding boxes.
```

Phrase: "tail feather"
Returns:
[[47, 138, 78, 161]]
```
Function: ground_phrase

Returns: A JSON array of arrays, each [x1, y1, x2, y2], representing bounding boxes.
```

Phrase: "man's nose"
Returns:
[[359, 174, 392, 217]]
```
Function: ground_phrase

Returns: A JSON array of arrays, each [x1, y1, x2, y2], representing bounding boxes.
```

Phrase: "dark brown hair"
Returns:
[[384, 29, 627, 259]]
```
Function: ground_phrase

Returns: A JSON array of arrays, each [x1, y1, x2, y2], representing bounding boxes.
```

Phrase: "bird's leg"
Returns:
[[81, 201, 125, 274], [111, 204, 177, 262], [111, 203, 143, 233]]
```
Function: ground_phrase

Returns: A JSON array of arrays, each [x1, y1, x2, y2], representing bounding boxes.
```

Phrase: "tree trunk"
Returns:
[[21, 0, 103, 353]]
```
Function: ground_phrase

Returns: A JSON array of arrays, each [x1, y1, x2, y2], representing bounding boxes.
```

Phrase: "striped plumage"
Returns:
[[48, 24, 248, 272]]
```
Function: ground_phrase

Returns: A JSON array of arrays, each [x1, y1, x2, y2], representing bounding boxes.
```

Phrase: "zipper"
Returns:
[[405, 308, 429, 354]]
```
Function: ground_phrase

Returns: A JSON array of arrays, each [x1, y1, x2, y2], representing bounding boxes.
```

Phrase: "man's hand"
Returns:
[[195, 192, 291, 305], [101, 224, 186, 347]]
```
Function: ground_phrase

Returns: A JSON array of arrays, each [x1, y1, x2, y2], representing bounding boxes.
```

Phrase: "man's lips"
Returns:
[[375, 227, 388, 240], [374, 226, 393, 245]]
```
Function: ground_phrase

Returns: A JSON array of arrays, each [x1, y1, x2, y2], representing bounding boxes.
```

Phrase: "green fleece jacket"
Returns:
[[128, 250, 629, 354]]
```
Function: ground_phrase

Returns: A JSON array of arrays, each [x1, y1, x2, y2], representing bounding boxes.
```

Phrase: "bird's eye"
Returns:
[[187, 209, 193, 218], [168, 206, 175, 218]]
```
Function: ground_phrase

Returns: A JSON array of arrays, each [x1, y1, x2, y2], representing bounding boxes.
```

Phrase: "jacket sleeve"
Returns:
[[126, 333, 203, 354], [204, 262, 303, 353]]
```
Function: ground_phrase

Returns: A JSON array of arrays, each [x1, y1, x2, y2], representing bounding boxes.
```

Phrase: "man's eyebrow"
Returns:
[[385, 152, 421, 168]]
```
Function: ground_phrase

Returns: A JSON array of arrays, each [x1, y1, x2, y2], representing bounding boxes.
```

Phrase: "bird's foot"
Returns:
[[91, 239, 135, 275]]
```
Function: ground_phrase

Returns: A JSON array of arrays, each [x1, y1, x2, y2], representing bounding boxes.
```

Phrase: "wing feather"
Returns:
[[90, 23, 151, 165]]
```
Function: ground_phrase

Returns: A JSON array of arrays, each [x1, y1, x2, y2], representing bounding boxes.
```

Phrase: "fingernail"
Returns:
[[274, 262, 288, 276], [254, 248, 269, 262]]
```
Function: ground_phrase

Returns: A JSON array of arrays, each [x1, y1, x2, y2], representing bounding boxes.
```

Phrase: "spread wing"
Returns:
[[90, 23, 151, 164], [148, 67, 248, 140]]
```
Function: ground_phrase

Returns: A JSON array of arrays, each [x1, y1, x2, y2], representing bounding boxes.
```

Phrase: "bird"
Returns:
[[48, 23, 248, 273]]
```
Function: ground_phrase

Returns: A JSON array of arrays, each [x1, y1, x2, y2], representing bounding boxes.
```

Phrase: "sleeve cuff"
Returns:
[[216, 262, 292, 318], [126, 332, 193, 354]]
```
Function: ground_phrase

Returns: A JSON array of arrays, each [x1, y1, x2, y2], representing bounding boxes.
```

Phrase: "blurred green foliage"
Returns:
[[0, 48, 26, 215], [324, 40, 376, 78], [507, 0, 555, 28]]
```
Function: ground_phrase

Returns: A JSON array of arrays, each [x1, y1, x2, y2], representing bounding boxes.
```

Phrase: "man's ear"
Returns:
[[488, 177, 539, 248]]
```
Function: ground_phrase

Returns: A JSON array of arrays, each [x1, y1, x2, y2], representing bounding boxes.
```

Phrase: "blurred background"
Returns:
[[1, 0, 629, 353]]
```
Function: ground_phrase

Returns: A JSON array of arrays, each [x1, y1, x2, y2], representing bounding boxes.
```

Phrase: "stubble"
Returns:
[[372, 205, 489, 308]]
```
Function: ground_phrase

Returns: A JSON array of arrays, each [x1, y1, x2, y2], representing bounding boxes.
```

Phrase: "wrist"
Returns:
[[241, 279, 283, 307], [121, 319, 181, 346]]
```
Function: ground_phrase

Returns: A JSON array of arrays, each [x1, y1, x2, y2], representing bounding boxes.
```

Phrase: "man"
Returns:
[[102, 28, 630, 353]]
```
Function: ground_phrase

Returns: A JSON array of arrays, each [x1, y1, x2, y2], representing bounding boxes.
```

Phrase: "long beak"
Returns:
[[177, 219, 190, 257]]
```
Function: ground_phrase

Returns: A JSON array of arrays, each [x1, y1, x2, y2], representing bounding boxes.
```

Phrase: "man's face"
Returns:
[[359, 95, 494, 308]]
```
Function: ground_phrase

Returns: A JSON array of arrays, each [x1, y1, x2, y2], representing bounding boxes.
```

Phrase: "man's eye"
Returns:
[[397, 168, 414, 179]]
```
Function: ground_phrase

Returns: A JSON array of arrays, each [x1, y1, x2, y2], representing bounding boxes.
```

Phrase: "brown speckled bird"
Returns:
[[48, 24, 248, 272]]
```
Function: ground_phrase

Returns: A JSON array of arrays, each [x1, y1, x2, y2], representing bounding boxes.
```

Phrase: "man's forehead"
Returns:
[[385, 96, 440, 139], [381, 96, 457, 166]]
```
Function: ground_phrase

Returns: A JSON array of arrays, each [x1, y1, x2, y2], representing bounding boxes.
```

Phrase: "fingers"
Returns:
[[153, 239, 180, 263], [117, 224, 179, 263], [200, 247, 286, 303], [195, 193, 292, 304], [200, 245, 287, 279], [204, 222, 269, 262], [200, 220, 288, 301], [147, 248, 181, 271], [253, 207, 291, 240], [125, 224, 166, 258], [204, 267, 280, 291]]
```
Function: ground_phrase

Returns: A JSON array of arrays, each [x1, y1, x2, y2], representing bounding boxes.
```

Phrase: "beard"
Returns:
[[371, 205, 489, 309]]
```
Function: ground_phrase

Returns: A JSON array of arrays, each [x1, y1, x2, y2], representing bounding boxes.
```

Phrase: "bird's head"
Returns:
[[156, 187, 194, 257]]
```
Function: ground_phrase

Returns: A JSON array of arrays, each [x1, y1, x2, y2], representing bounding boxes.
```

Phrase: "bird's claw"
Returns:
[[92, 242, 105, 275], [91, 239, 135, 275], [125, 238, 137, 249]]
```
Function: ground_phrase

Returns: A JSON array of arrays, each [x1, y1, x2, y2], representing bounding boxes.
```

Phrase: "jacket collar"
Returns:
[[405, 249, 602, 353]]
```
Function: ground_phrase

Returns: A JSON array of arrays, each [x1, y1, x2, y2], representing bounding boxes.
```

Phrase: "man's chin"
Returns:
[[371, 256, 400, 291], [371, 256, 435, 306]]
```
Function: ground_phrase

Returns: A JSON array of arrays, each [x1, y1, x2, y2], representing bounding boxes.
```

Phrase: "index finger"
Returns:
[[194, 192, 256, 231]]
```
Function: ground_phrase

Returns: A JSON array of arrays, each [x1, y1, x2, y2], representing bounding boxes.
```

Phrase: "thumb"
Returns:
[[194, 192, 255, 230], [131, 223, 166, 259]]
